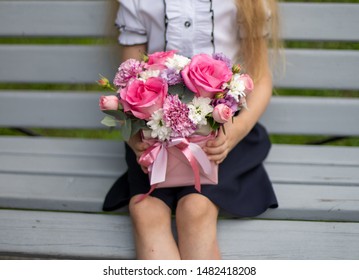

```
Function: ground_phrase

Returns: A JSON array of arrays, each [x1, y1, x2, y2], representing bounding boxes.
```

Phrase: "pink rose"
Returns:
[[99, 95, 120, 111], [239, 74, 254, 94], [212, 104, 232, 124], [181, 53, 233, 98], [120, 77, 168, 120], [147, 50, 177, 69]]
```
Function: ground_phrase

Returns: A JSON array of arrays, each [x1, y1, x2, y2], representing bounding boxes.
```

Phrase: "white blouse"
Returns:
[[116, 0, 270, 63]]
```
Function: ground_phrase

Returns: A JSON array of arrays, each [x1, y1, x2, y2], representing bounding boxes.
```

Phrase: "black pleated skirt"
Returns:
[[103, 123, 278, 217]]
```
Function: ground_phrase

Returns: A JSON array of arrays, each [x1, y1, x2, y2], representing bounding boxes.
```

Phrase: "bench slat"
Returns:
[[1, 172, 358, 222], [0, 45, 120, 84], [1, 148, 358, 186], [0, 209, 358, 259], [0, 0, 117, 37], [0, 174, 115, 212], [268, 144, 359, 167], [0, 153, 125, 178], [273, 49, 359, 90], [280, 3, 359, 41], [1, 137, 358, 166], [261, 96, 359, 136], [1, 2, 359, 42], [1, 45, 359, 90], [1, 93, 359, 136], [0, 137, 125, 157]]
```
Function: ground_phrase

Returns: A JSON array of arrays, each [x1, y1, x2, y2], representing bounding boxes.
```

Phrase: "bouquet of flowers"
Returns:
[[98, 50, 253, 198]]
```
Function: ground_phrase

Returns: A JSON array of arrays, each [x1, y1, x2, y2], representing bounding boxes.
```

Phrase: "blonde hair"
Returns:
[[235, 0, 281, 80]]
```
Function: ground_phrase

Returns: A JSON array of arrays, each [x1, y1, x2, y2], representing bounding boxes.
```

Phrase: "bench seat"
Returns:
[[1, 209, 358, 260], [1, 136, 358, 223]]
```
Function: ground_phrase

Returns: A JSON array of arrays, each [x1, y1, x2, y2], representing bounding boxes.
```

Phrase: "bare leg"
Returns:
[[129, 195, 180, 260], [176, 193, 221, 260]]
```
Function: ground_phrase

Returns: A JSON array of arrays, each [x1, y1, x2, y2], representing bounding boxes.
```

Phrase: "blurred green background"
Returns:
[[0, 0, 358, 146]]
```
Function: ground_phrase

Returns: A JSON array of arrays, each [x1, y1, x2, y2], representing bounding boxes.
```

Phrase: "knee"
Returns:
[[129, 195, 170, 230], [176, 194, 218, 225]]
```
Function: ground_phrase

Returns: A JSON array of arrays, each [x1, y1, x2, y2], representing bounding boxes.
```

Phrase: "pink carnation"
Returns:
[[163, 95, 196, 138], [113, 59, 146, 87]]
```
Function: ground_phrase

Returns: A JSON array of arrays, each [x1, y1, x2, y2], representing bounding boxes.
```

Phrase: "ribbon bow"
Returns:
[[137, 135, 213, 202]]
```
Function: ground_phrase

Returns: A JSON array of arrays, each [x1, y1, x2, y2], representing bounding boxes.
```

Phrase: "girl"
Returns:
[[103, 0, 280, 260]]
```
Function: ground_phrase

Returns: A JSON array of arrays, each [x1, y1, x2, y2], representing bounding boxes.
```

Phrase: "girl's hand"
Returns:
[[204, 121, 247, 164], [127, 132, 150, 173]]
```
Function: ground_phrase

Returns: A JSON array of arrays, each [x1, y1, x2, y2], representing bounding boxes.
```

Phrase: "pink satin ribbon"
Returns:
[[137, 135, 213, 202]]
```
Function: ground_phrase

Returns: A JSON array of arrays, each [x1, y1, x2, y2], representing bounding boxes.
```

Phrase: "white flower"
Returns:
[[139, 69, 160, 81], [147, 109, 172, 141], [225, 73, 246, 102], [165, 54, 191, 72], [188, 97, 213, 126]]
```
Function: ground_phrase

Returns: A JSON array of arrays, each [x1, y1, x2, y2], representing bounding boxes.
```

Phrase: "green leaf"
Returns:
[[103, 110, 127, 121], [101, 116, 117, 127], [120, 118, 132, 141], [131, 119, 146, 136]]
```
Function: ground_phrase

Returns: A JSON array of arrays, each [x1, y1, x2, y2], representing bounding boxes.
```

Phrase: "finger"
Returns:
[[135, 141, 150, 152], [206, 137, 226, 149], [207, 153, 226, 164], [205, 142, 228, 155]]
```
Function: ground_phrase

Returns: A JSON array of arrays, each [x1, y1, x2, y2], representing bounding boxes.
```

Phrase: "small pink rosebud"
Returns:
[[99, 95, 120, 111], [240, 74, 254, 94], [212, 104, 232, 124]]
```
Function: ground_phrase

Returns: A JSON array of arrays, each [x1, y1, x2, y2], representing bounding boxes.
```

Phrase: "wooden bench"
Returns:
[[0, 1, 359, 259]]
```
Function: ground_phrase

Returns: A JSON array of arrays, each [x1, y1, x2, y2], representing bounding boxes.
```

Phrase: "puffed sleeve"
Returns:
[[115, 0, 147, 45], [238, 0, 272, 38]]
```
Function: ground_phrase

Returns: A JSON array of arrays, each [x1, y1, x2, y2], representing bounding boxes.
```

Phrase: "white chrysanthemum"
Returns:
[[147, 109, 172, 141], [139, 69, 160, 81], [165, 54, 191, 72], [225, 74, 246, 102], [188, 97, 213, 126]]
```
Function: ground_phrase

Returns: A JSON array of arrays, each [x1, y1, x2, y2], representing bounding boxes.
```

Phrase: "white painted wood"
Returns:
[[1, 46, 359, 90], [273, 49, 359, 90], [1, 2, 358, 41], [218, 218, 359, 260], [0, 91, 108, 129], [261, 96, 359, 136], [0, 137, 125, 157], [0, 153, 126, 177], [1, 172, 358, 222], [0, 210, 358, 259], [1, 137, 358, 221], [0, 0, 118, 37], [1, 93, 359, 136], [259, 183, 359, 222], [0, 173, 117, 212], [279, 3, 359, 41], [267, 144, 359, 167], [0, 45, 121, 84], [4, 137, 358, 166], [1, 145, 358, 185]]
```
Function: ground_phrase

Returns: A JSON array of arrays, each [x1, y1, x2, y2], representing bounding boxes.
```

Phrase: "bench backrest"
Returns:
[[0, 1, 358, 136]]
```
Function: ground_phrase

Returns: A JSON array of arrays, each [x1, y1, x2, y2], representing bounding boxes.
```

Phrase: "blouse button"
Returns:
[[184, 21, 191, 28]]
